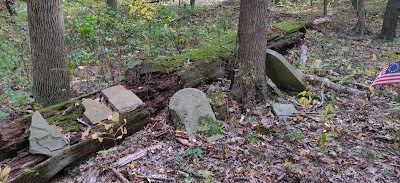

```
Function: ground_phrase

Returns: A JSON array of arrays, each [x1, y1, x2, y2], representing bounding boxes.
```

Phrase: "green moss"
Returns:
[[274, 20, 307, 34], [197, 115, 222, 137], [383, 51, 398, 59], [47, 104, 85, 132]]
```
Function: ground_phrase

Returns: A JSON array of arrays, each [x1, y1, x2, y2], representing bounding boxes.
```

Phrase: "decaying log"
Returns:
[[302, 74, 367, 95]]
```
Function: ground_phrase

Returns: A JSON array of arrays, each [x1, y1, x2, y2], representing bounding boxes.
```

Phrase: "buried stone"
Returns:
[[29, 111, 69, 157], [101, 85, 144, 113], [169, 88, 223, 141]]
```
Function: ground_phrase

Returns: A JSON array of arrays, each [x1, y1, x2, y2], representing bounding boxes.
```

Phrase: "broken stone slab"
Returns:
[[207, 90, 228, 121], [271, 103, 298, 116], [29, 111, 69, 157], [101, 85, 144, 113], [82, 99, 113, 124], [169, 88, 223, 141], [266, 49, 306, 92], [267, 79, 285, 99]]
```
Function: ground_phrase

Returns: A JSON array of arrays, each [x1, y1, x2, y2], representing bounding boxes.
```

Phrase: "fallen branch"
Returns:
[[110, 168, 130, 183], [302, 74, 366, 95], [136, 174, 175, 182]]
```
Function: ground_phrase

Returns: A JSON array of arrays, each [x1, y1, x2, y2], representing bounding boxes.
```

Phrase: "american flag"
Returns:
[[372, 60, 400, 86]]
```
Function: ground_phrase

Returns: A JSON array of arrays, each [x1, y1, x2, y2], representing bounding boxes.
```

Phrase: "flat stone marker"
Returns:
[[101, 85, 144, 113], [271, 103, 298, 116], [266, 49, 306, 92], [169, 88, 223, 141], [82, 99, 113, 124], [29, 111, 69, 157]]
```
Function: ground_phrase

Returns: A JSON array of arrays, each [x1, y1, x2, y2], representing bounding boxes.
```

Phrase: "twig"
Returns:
[[302, 74, 366, 95], [77, 118, 91, 127], [110, 168, 130, 183], [276, 173, 286, 182], [136, 175, 175, 182], [234, 177, 251, 181]]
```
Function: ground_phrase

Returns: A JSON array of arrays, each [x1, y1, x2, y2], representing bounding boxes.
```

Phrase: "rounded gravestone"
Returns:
[[169, 88, 222, 141]]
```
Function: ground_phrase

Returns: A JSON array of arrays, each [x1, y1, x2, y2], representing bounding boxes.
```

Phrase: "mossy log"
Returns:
[[2, 20, 309, 182]]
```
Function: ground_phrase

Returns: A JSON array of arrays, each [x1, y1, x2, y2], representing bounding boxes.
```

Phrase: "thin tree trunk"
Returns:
[[230, 0, 272, 110], [106, 0, 118, 12], [351, 0, 357, 9], [27, 0, 71, 107], [354, 0, 366, 36], [190, 0, 195, 7], [379, 0, 400, 40], [323, 0, 328, 16]]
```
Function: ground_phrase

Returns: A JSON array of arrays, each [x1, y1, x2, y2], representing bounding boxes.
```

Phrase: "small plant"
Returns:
[[247, 131, 260, 144], [197, 115, 222, 137], [91, 112, 128, 143], [297, 91, 312, 106], [284, 161, 300, 174], [285, 128, 303, 141], [320, 104, 336, 116], [181, 147, 204, 167]]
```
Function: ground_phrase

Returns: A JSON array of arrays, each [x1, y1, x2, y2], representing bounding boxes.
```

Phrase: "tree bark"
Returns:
[[354, 0, 366, 36], [230, 0, 272, 110], [378, 0, 400, 40], [107, 0, 118, 12], [27, 0, 71, 107], [323, 0, 328, 16]]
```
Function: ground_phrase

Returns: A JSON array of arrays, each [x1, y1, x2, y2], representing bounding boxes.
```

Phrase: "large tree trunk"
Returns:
[[230, 0, 272, 110], [354, 0, 366, 36], [378, 0, 400, 40], [107, 0, 118, 12], [27, 0, 71, 107]]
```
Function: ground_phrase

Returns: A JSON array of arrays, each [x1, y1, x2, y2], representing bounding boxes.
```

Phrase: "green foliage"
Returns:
[[197, 115, 222, 137], [285, 128, 303, 141], [297, 91, 312, 106], [97, 146, 118, 154]]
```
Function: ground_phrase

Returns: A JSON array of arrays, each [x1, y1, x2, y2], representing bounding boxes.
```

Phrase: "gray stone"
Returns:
[[169, 88, 223, 141], [29, 111, 69, 156], [271, 103, 298, 116], [266, 49, 306, 92], [207, 90, 228, 121], [101, 85, 144, 113], [82, 99, 113, 124], [267, 79, 285, 99]]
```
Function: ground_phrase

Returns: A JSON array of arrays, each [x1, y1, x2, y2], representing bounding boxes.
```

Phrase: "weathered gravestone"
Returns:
[[29, 111, 69, 156], [82, 99, 113, 124], [101, 85, 144, 113], [271, 103, 298, 116], [169, 88, 223, 141], [266, 49, 306, 92]]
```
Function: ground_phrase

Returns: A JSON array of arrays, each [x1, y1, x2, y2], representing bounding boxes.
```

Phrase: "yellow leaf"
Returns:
[[104, 123, 113, 130], [91, 133, 99, 139], [130, 161, 135, 169], [82, 127, 91, 140], [98, 137, 104, 143], [110, 112, 120, 122], [122, 127, 127, 134], [0, 165, 11, 182], [369, 86, 374, 92], [116, 135, 123, 139], [55, 126, 64, 132], [109, 128, 114, 134]]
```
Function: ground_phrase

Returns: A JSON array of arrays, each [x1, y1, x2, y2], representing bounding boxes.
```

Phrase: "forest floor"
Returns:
[[2, 0, 399, 182]]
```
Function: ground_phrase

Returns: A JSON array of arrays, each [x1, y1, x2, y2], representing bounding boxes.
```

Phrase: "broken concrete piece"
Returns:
[[101, 85, 144, 113], [267, 79, 285, 99], [29, 111, 69, 157], [271, 103, 298, 116], [266, 49, 306, 92], [82, 99, 113, 124], [169, 88, 223, 141]]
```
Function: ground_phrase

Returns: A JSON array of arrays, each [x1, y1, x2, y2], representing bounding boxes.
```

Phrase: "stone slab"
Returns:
[[101, 85, 126, 100], [29, 111, 69, 157], [108, 90, 144, 113], [169, 88, 223, 141], [82, 99, 113, 124], [266, 49, 306, 92], [271, 103, 298, 116]]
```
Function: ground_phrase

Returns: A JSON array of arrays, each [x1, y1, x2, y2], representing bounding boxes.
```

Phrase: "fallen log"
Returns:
[[302, 74, 367, 96], [1, 20, 310, 182]]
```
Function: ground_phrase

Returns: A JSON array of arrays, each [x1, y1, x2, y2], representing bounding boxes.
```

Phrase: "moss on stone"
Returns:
[[197, 115, 222, 137]]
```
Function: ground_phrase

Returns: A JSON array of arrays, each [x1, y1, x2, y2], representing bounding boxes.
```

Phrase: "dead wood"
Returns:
[[302, 74, 367, 95], [110, 168, 130, 183]]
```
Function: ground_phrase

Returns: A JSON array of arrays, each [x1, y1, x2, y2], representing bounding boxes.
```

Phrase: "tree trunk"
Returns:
[[378, 0, 400, 40], [27, 0, 71, 107], [5, 0, 16, 16], [190, 0, 195, 7], [323, 0, 328, 16], [230, 0, 272, 110], [354, 0, 366, 36], [107, 0, 118, 12], [351, 0, 357, 9]]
